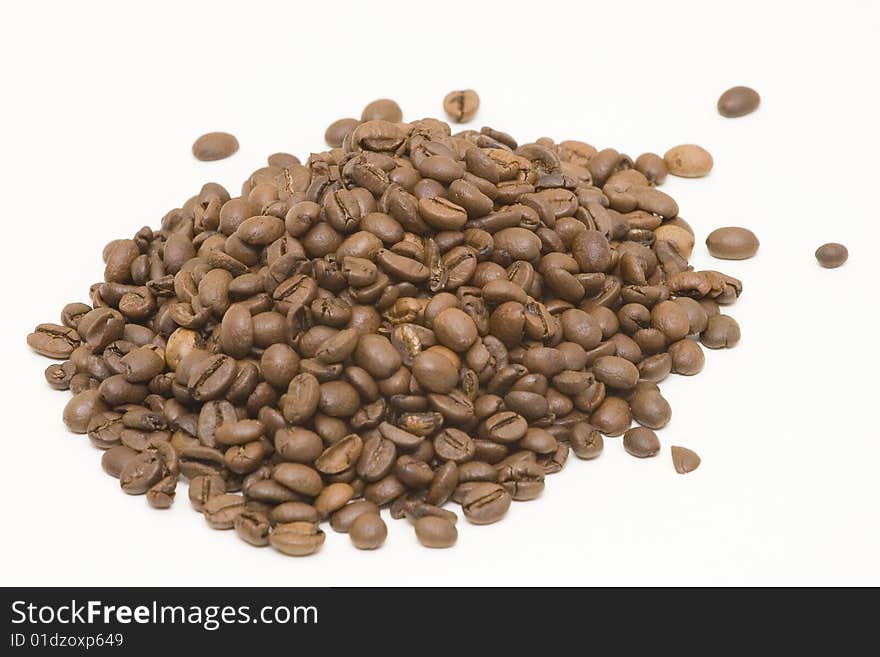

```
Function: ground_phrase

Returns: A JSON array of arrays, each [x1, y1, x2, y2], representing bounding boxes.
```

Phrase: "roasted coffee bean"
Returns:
[[270, 522, 326, 556], [146, 476, 177, 509], [188, 474, 227, 511], [443, 89, 480, 123], [350, 513, 387, 550], [192, 132, 239, 161], [101, 445, 139, 478], [330, 500, 380, 533], [32, 98, 747, 554], [414, 516, 458, 548], [45, 360, 76, 390], [706, 227, 759, 260], [570, 422, 604, 459], [623, 427, 661, 458], [361, 98, 403, 123], [815, 243, 848, 268], [234, 510, 271, 546], [461, 482, 511, 525], [664, 144, 713, 178], [671, 446, 701, 474], [325, 118, 359, 148], [717, 86, 760, 117], [27, 324, 80, 358], [700, 314, 741, 349]]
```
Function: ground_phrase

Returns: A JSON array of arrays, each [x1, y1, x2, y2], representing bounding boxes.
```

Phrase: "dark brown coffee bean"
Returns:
[[44, 360, 76, 390]]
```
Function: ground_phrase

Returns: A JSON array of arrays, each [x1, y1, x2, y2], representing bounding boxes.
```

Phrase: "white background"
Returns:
[[2, 0, 878, 587]]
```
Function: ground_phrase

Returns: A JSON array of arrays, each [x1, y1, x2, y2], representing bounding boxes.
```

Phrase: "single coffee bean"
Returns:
[[706, 227, 759, 260], [671, 446, 701, 474], [700, 314, 741, 349], [271, 502, 320, 525], [815, 243, 848, 268], [663, 144, 713, 178], [188, 474, 227, 511], [146, 476, 178, 509], [461, 482, 511, 525], [101, 444, 139, 478], [192, 132, 239, 161], [27, 324, 80, 358], [717, 86, 760, 117], [350, 513, 387, 550], [270, 521, 326, 556], [414, 516, 458, 548], [443, 89, 480, 123], [330, 500, 380, 533], [570, 422, 604, 459], [668, 339, 705, 375], [361, 98, 403, 123], [234, 510, 271, 546], [203, 493, 246, 529], [325, 118, 359, 148], [623, 427, 661, 458], [44, 360, 76, 390]]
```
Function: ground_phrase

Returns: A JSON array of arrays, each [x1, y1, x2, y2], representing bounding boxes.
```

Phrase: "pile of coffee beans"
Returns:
[[28, 97, 745, 555]]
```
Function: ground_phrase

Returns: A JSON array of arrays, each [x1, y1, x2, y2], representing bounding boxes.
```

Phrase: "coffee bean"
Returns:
[[234, 510, 271, 546], [570, 422, 604, 459], [815, 243, 848, 268], [192, 132, 239, 161], [350, 513, 387, 550], [44, 360, 76, 390], [414, 516, 458, 548], [188, 474, 227, 511], [663, 144, 713, 178], [330, 500, 380, 533], [700, 315, 741, 349], [443, 89, 480, 123], [31, 97, 748, 555], [325, 118, 359, 148], [671, 446, 701, 474], [706, 227, 759, 260], [461, 482, 511, 525], [717, 86, 760, 118], [623, 427, 661, 458], [27, 324, 80, 358], [270, 521, 326, 556]]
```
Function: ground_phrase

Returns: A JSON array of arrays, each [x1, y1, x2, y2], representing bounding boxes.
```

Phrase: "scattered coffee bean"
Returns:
[[717, 86, 760, 118], [192, 132, 239, 161], [671, 446, 701, 474], [706, 227, 760, 260], [664, 144, 713, 178], [443, 89, 480, 123], [815, 243, 848, 268]]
